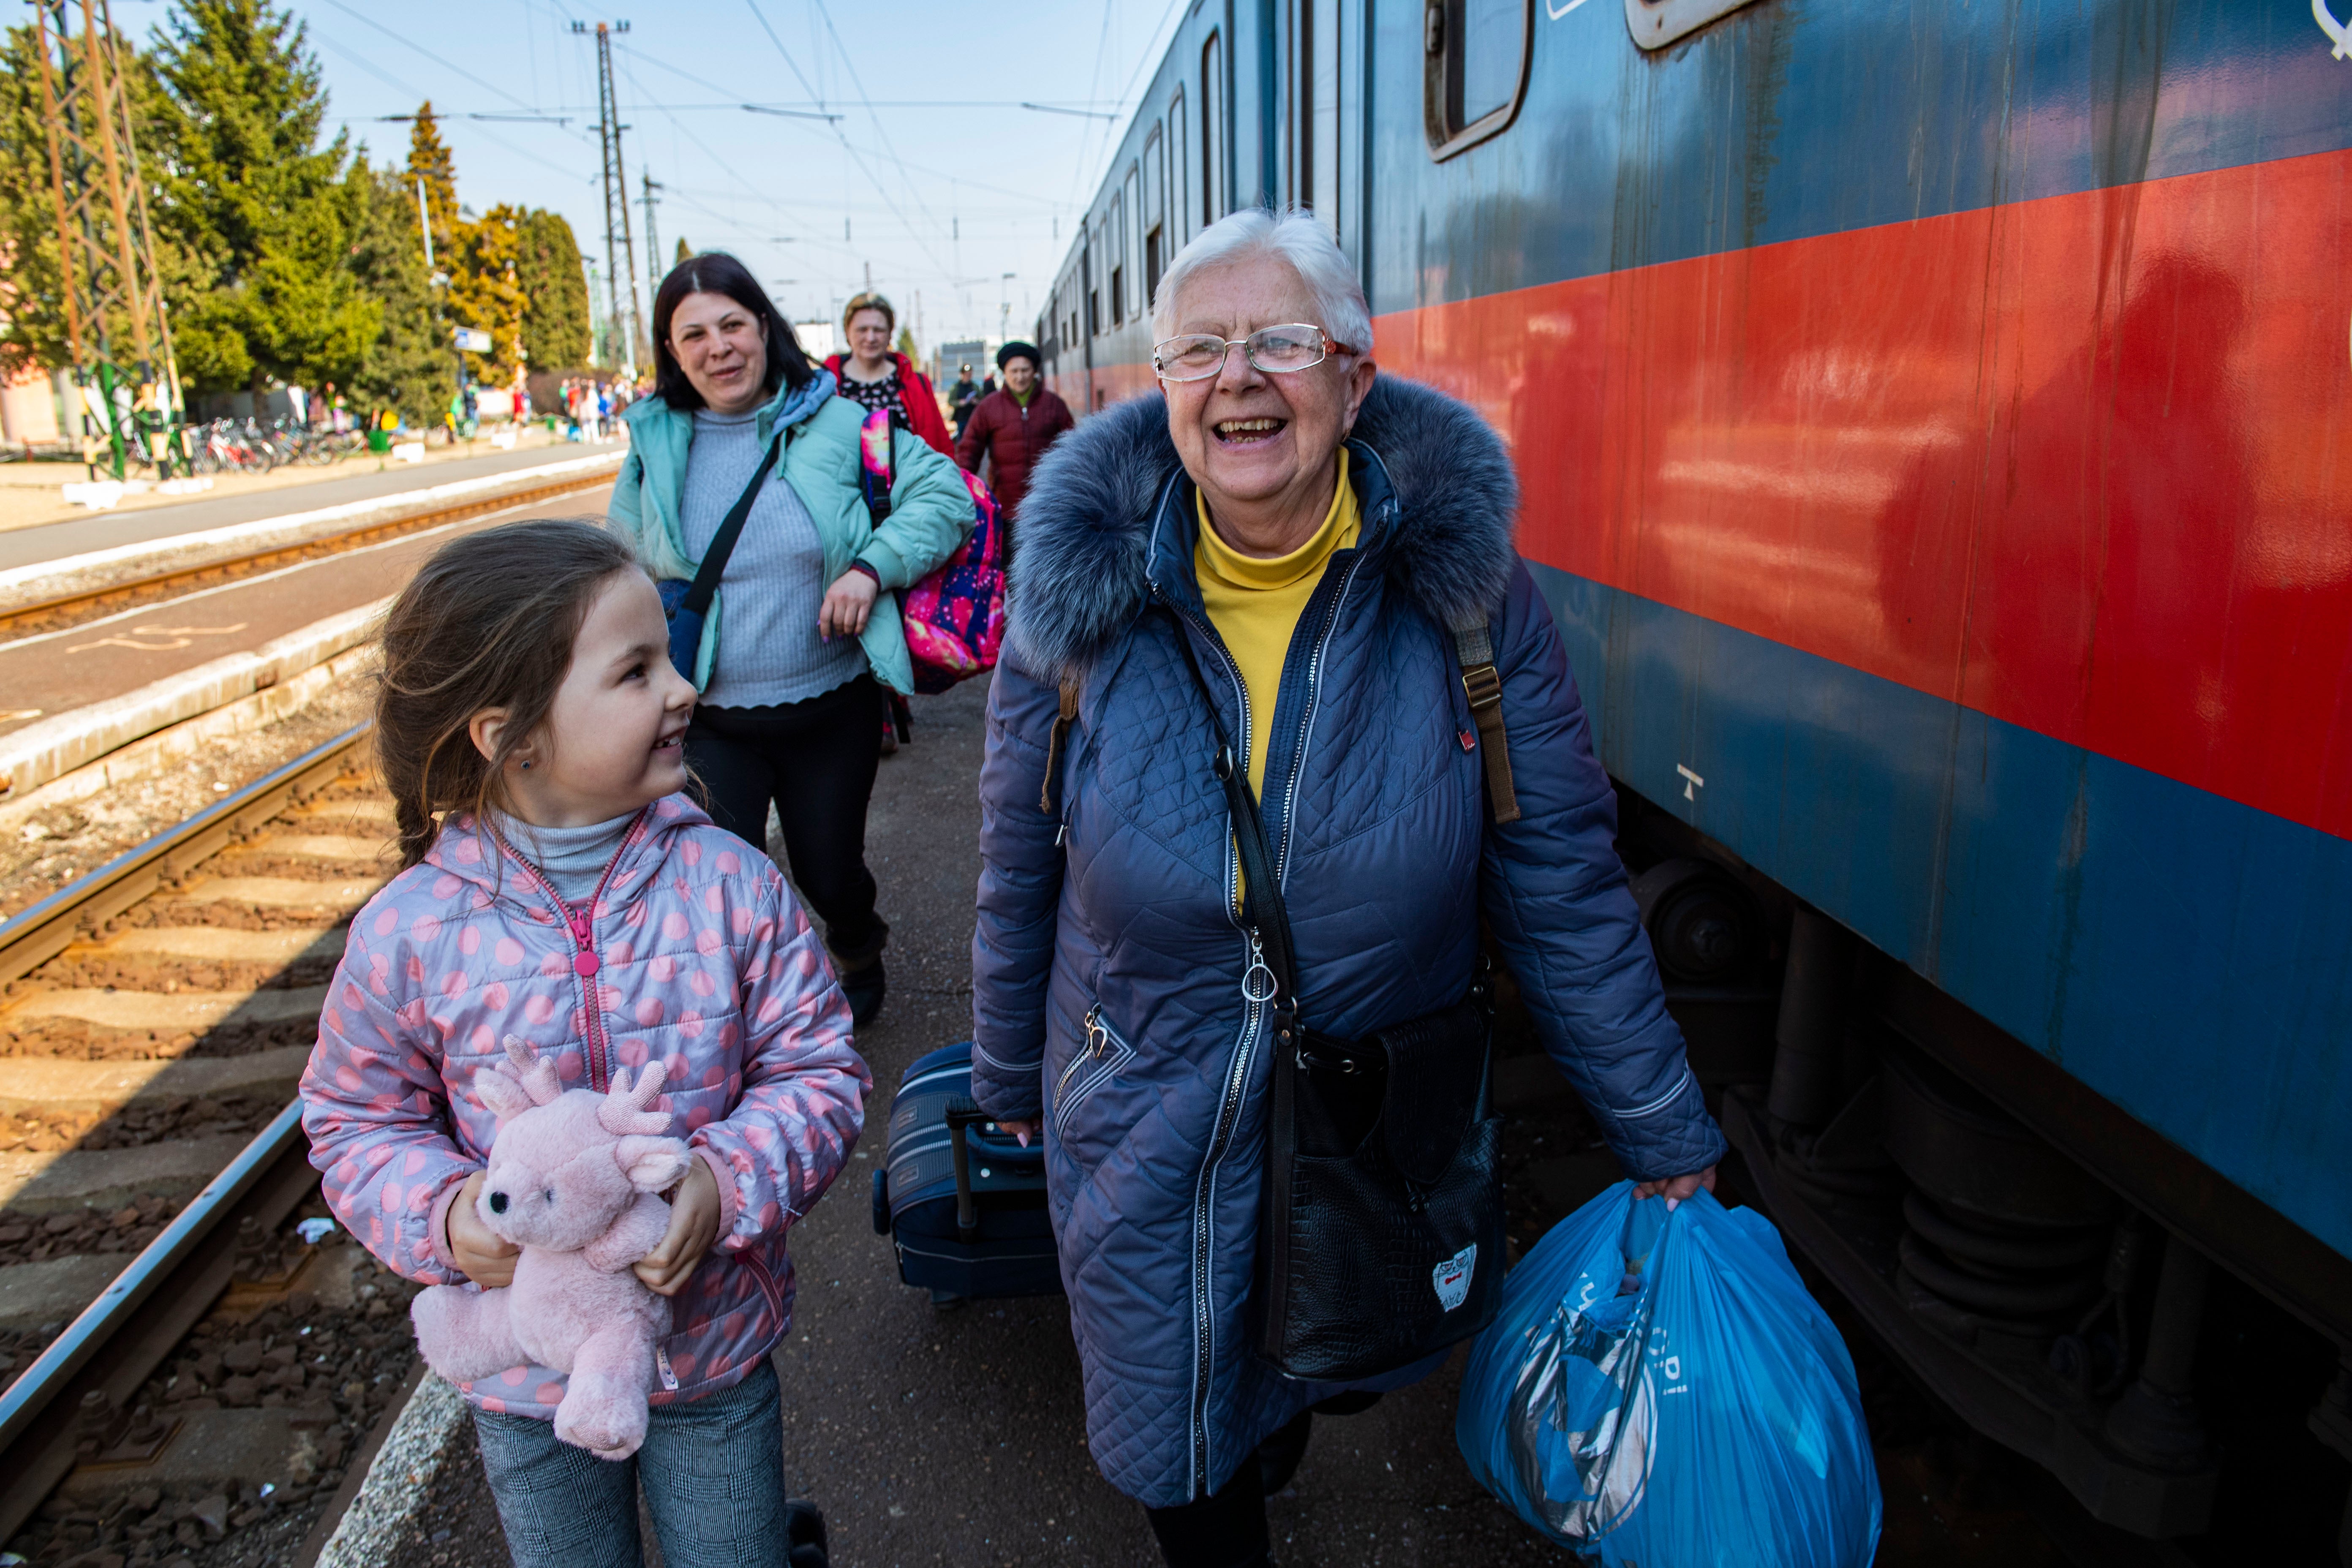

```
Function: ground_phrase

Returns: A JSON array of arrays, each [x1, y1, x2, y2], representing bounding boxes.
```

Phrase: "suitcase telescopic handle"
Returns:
[[945, 1100, 993, 1239]]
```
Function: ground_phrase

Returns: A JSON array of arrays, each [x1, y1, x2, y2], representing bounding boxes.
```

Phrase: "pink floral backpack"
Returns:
[[858, 408, 1005, 694]]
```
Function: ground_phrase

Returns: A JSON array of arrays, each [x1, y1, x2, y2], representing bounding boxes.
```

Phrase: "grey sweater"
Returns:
[[682, 408, 866, 708], [494, 809, 637, 906]]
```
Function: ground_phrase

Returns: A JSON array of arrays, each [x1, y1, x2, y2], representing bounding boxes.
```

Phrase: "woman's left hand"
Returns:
[[635, 1157, 722, 1296], [1631, 1164, 1717, 1212], [819, 569, 880, 639]]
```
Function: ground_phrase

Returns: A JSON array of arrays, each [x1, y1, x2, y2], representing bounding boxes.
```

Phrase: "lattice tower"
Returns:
[[31, 0, 181, 477]]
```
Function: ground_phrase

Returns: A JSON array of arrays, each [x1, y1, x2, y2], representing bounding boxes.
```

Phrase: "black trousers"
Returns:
[[1142, 1407, 1321, 1568], [685, 675, 888, 967], [1145, 1467, 1271, 1568]]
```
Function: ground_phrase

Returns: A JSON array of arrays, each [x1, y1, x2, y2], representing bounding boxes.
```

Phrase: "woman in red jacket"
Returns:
[[823, 291, 955, 456]]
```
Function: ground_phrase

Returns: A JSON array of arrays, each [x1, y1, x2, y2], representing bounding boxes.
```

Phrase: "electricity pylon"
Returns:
[[575, 20, 646, 374], [31, 0, 182, 479], [640, 170, 664, 310]]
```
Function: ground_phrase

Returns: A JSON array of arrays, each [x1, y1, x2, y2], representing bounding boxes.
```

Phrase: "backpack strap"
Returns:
[[1454, 619, 1521, 825], [1039, 678, 1081, 821], [857, 406, 896, 526]]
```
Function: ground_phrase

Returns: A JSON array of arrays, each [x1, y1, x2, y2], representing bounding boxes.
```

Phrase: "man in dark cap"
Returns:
[[955, 341, 1075, 557], [948, 361, 983, 439]]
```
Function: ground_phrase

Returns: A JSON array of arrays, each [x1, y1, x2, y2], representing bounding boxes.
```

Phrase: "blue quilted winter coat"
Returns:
[[969, 377, 1725, 1508]]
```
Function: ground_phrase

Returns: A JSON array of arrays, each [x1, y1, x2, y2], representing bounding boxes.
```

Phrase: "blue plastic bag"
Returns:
[[1457, 1182, 1881, 1565]]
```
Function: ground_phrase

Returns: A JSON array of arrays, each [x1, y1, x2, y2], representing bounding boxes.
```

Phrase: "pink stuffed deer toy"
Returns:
[[411, 1035, 689, 1459]]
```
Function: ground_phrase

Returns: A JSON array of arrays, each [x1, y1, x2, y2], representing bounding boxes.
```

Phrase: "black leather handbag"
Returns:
[[1172, 622, 1507, 1383]]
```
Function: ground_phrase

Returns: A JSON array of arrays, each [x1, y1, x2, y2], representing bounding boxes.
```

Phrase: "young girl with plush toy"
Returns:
[[300, 518, 868, 1568]]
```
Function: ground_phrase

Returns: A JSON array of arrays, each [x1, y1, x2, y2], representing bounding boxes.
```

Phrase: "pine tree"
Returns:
[[150, 0, 374, 397], [516, 208, 591, 372], [674, 236, 690, 266], [404, 104, 457, 264], [342, 158, 444, 424]]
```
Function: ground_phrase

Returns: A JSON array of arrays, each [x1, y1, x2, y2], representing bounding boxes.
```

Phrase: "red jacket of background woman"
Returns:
[[823, 352, 956, 457]]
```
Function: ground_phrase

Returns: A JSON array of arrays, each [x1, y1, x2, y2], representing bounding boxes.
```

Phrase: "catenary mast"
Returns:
[[31, 0, 182, 479], [577, 20, 647, 373]]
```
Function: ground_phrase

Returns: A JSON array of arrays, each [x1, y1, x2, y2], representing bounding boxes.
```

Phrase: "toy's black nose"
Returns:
[[488, 1190, 509, 1214]]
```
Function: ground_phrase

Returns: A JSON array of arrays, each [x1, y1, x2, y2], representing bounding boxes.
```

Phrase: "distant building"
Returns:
[[934, 338, 992, 387]]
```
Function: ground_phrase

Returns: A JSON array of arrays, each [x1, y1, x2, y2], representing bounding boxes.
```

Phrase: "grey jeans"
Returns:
[[472, 1358, 789, 1568]]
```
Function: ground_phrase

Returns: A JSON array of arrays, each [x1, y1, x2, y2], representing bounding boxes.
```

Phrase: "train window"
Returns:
[[1111, 189, 1127, 322], [1143, 127, 1165, 311], [1170, 88, 1188, 244], [1302, 0, 1340, 234], [1123, 164, 1142, 313], [1144, 128, 1164, 245], [1201, 32, 1224, 224], [1423, 0, 1530, 161], [1625, 0, 1763, 51]]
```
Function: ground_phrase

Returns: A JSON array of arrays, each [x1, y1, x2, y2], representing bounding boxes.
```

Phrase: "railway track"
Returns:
[[0, 724, 420, 1557], [0, 466, 619, 642]]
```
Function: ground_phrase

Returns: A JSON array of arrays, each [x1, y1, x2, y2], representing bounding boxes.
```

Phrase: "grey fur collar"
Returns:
[[1004, 376, 1519, 681]]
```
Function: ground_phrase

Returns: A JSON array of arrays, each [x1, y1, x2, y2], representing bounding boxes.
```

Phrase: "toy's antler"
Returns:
[[598, 1060, 672, 1136], [501, 1034, 565, 1107]]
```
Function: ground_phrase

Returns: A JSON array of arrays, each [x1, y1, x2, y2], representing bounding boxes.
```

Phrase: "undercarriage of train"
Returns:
[[1602, 783, 2352, 1564]]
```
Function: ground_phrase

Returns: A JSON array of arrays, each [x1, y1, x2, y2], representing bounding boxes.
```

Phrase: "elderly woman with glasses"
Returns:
[[969, 210, 1722, 1567]]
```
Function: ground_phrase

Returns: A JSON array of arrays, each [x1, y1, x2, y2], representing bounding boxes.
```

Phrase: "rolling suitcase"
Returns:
[[871, 1042, 1062, 1302]]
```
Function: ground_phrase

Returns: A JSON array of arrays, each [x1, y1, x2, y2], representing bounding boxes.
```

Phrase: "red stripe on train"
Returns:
[[1375, 147, 2352, 843]]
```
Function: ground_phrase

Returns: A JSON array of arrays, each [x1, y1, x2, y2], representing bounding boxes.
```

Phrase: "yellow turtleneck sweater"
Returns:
[[1195, 456, 1361, 799]]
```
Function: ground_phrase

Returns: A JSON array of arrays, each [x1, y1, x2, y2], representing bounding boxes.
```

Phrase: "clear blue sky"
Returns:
[[263, 0, 1186, 351]]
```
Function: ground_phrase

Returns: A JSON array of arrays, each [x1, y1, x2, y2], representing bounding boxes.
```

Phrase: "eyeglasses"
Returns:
[[1151, 324, 1355, 382]]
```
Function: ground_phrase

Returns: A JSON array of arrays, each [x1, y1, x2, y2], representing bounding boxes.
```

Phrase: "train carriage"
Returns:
[[1042, 0, 2352, 1551]]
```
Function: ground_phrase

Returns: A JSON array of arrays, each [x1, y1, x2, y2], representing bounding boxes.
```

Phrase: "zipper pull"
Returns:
[[1084, 1004, 1109, 1060], [1241, 931, 1277, 1005], [568, 910, 598, 977]]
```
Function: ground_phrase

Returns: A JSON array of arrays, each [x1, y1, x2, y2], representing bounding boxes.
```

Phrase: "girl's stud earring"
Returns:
[[520, 760, 533, 770]]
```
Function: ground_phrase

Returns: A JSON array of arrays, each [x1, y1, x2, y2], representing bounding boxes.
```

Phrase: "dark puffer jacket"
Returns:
[[969, 377, 1724, 1508], [956, 384, 1076, 520]]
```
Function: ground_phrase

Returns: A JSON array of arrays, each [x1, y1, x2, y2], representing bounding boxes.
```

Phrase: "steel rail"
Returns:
[[0, 723, 373, 986], [0, 467, 618, 640], [0, 721, 379, 1537], [0, 1100, 318, 1541]]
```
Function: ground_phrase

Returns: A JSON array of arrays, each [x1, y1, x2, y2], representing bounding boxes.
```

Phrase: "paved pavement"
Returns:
[[0, 441, 624, 575], [387, 677, 1571, 1568], [0, 485, 614, 745]]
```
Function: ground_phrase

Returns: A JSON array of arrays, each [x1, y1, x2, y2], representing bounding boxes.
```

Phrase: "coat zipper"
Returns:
[[493, 811, 649, 1092], [1157, 591, 1271, 1498], [1158, 534, 1364, 1491], [1052, 1004, 1134, 1138]]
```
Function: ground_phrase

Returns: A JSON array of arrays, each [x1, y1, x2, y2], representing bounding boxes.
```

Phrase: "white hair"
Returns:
[[1149, 207, 1373, 357]]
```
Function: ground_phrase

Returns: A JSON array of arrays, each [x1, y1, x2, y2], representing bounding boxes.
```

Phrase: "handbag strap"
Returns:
[[678, 427, 786, 620], [1168, 612, 1306, 1029], [1452, 619, 1521, 824]]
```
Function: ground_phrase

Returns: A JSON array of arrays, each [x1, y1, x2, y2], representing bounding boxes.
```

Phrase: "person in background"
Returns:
[[948, 362, 983, 439], [821, 292, 955, 457], [608, 252, 970, 1026], [954, 340, 1074, 558], [821, 291, 955, 751]]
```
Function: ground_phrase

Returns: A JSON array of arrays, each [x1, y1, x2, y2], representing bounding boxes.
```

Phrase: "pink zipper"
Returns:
[[491, 809, 650, 1092]]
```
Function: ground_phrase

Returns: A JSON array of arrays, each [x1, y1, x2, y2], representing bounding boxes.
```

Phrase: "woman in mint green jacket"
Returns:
[[610, 253, 970, 1024]]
